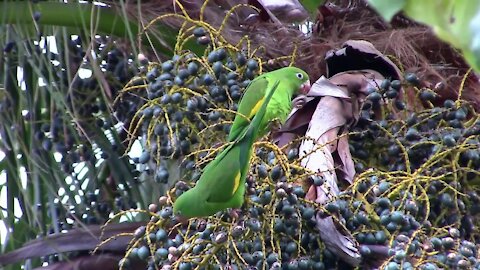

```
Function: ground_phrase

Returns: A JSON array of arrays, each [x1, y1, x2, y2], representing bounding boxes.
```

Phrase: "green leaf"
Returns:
[[368, 0, 406, 21], [298, 0, 326, 15], [0, 1, 202, 57], [402, 0, 480, 71], [368, 0, 480, 71], [470, 11, 480, 68]]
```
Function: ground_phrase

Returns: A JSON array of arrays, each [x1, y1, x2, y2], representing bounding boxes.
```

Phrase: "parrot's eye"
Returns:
[[296, 73, 303, 79]]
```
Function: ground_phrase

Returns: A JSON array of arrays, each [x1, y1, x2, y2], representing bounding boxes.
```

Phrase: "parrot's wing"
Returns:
[[227, 76, 268, 141], [203, 81, 280, 203], [199, 146, 246, 203]]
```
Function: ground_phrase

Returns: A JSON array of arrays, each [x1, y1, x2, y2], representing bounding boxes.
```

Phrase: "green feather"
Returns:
[[227, 66, 310, 142], [173, 81, 280, 218]]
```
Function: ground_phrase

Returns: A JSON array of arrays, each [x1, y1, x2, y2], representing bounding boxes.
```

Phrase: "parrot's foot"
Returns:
[[229, 208, 241, 220], [175, 214, 189, 224], [269, 118, 283, 132], [292, 95, 308, 108]]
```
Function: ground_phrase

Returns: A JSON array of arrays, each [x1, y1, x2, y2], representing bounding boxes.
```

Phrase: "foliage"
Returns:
[[1, 1, 480, 270], [0, 1, 318, 269], [368, 0, 480, 72], [347, 75, 480, 269], [298, 0, 326, 16], [0, 1, 169, 268], [101, 7, 480, 270], [113, 68, 480, 270]]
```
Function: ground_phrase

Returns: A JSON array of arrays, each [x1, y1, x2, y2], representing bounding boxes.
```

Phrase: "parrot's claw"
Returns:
[[229, 208, 241, 220], [269, 118, 283, 132], [292, 94, 308, 108], [175, 215, 189, 224]]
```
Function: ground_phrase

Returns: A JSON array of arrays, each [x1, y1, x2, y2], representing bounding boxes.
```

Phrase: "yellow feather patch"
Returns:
[[248, 98, 265, 119], [232, 172, 241, 195]]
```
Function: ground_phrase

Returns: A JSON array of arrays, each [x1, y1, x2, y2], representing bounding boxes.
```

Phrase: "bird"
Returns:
[[173, 67, 310, 218], [227, 66, 310, 142]]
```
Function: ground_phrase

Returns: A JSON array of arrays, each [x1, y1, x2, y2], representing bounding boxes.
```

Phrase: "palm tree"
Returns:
[[1, 1, 479, 270]]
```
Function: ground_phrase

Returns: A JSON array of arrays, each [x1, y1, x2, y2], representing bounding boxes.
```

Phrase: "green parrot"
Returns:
[[173, 67, 310, 218], [173, 81, 280, 218], [227, 66, 310, 142]]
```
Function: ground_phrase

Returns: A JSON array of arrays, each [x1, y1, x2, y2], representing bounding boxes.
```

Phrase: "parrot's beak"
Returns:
[[300, 80, 311, 94]]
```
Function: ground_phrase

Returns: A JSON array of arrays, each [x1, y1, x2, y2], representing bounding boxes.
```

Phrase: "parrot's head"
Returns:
[[278, 66, 311, 95]]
